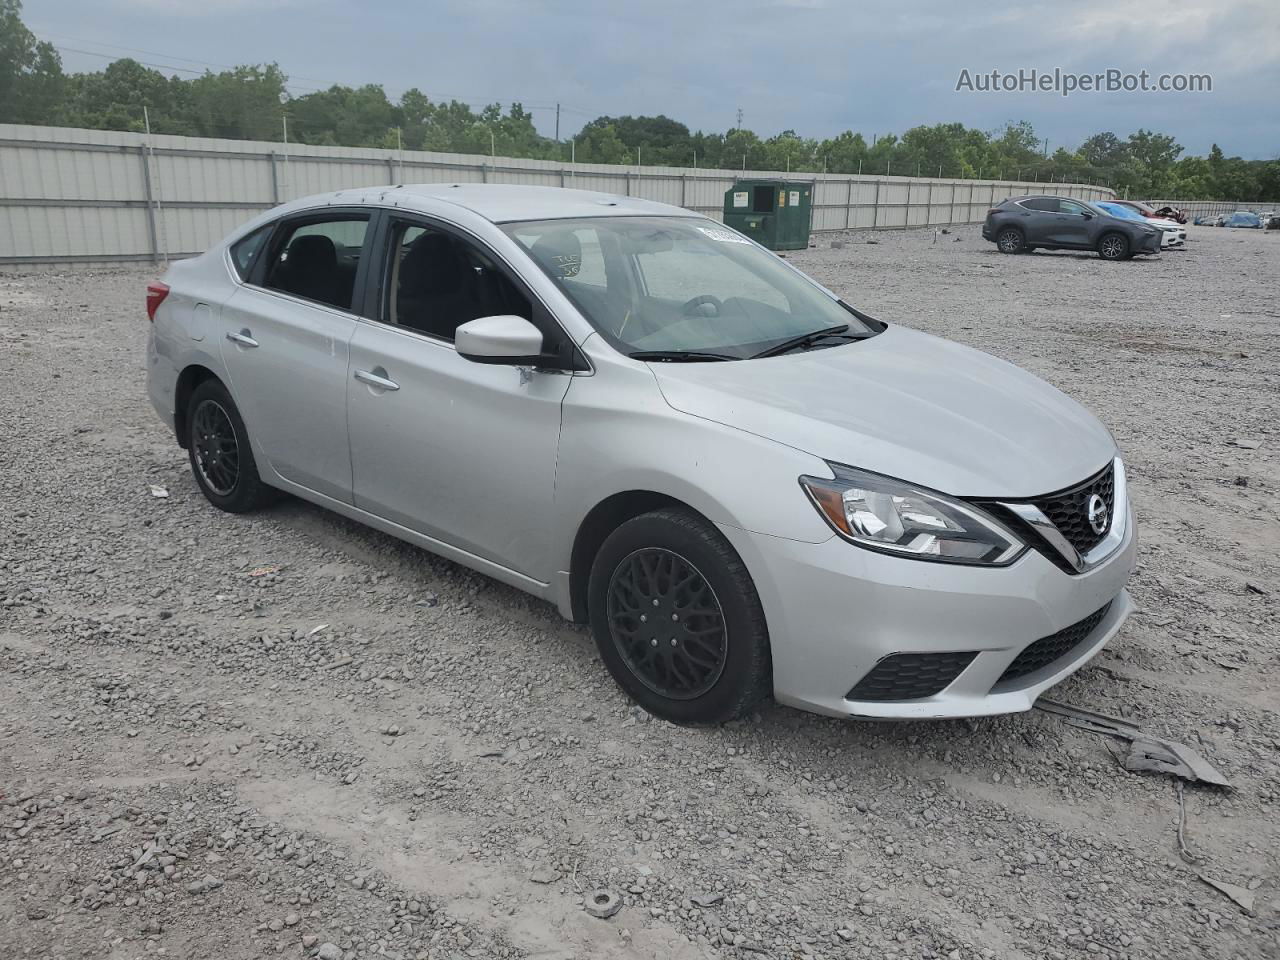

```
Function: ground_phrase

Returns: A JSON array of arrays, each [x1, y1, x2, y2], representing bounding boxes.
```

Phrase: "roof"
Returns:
[[327, 183, 695, 224]]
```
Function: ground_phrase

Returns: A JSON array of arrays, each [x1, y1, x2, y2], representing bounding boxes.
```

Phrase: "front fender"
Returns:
[[552, 357, 835, 614]]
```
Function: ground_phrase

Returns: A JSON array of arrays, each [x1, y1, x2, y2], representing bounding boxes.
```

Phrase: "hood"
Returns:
[[651, 325, 1116, 498]]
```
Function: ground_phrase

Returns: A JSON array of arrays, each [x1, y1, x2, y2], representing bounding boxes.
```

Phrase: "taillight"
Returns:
[[146, 282, 170, 322]]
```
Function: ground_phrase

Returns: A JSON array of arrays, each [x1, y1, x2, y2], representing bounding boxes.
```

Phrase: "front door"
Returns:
[[1050, 200, 1095, 247], [219, 213, 374, 502], [345, 217, 572, 582]]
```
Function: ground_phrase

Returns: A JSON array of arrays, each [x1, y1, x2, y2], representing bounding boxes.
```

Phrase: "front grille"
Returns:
[[846, 651, 976, 702], [1033, 463, 1115, 555], [997, 602, 1112, 684]]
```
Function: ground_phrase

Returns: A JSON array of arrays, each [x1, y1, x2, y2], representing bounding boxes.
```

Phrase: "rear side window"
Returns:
[[1019, 197, 1058, 212], [230, 226, 270, 280], [263, 217, 370, 311]]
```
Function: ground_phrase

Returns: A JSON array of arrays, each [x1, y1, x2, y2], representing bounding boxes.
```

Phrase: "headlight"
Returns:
[[799, 464, 1025, 565]]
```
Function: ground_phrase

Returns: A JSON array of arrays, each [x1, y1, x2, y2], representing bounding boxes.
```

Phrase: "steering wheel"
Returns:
[[680, 294, 723, 317]]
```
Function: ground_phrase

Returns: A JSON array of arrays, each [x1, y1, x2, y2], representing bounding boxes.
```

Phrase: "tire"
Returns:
[[995, 227, 1025, 254], [185, 378, 274, 513], [587, 508, 771, 724], [1097, 232, 1130, 261]]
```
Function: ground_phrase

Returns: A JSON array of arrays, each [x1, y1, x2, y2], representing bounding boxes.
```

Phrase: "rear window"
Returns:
[[230, 226, 271, 280]]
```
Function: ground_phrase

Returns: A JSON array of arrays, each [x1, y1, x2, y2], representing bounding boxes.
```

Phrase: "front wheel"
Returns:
[[588, 509, 771, 724], [1097, 232, 1131, 261]]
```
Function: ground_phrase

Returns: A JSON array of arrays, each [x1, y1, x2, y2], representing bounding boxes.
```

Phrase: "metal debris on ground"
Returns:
[[1034, 698, 1230, 788], [1124, 736, 1232, 787], [584, 889, 622, 919], [247, 564, 281, 577], [1175, 781, 1201, 864], [1198, 874, 1256, 915]]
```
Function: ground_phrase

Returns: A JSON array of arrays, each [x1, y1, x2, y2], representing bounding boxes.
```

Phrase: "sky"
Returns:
[[26, 0, 1280, 160]]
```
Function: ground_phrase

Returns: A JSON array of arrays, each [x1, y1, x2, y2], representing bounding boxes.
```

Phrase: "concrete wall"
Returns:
[[0, 123, 1119, 266]]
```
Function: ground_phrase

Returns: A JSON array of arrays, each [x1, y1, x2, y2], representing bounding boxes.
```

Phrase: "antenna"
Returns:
[[736, 107, 743, 129]]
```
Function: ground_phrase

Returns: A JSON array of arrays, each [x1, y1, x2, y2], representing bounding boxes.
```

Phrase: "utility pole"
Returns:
[[490, 129, 495, 157], [281, 114, 289, 201], [142, 105, 167, 265], [555, 103, 560, 142]]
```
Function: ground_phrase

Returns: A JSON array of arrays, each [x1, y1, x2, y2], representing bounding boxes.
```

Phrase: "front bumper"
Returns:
[[718, 502, 1136, 719]]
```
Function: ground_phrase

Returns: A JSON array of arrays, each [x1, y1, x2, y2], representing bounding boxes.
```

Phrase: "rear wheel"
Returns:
[[186, 379, 274, 513], [1098, 232, 1130, 261], [588, 508, 771, 724], [996, 228, 1025, 254]]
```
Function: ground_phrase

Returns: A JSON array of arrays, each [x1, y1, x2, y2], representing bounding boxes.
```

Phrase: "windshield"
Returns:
[[502, 216, 875, 359], [1097, 202, 1141, 220]]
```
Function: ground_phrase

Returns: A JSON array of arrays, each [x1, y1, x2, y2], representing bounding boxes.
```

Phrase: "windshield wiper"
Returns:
[[751, 324, 868, 359], [629, 349, 737, 362]]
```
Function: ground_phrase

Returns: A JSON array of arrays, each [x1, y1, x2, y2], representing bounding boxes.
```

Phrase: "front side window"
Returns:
[[503, 216, 874, 359], [263, 216, 369, 311], [384, 220, 532, 342], [1059, 201, 1088, 216]]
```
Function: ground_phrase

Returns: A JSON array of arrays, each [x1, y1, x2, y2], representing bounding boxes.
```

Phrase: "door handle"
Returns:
[[354, 368, 400, 392], [226, 330, 259, 348]]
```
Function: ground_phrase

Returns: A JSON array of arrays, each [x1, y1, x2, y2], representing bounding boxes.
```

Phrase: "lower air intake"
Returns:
[[998, 602, 1112, 684], [846, 651, 977, 702]]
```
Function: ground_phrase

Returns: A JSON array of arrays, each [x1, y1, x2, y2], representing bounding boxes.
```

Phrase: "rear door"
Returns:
[[345, 215, 574, 582], [1015, 197, 1056, 243], [219, 210, 375, 503]]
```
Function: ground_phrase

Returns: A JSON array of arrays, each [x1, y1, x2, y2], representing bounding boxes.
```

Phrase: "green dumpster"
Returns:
[[723, 179, 812, 251]]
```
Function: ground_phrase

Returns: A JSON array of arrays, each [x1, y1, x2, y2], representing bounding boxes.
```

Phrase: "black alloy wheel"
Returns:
[[184, 377, 275, 513], [606, 547, 728, 700], [191, 398, 240, 496]]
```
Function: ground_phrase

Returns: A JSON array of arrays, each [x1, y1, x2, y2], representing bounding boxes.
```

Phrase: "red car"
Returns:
[[1108, 199, 1189, 224]]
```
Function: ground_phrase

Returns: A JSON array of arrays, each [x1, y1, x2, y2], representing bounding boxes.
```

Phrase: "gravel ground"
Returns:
[[2, 224, 1278, 960]]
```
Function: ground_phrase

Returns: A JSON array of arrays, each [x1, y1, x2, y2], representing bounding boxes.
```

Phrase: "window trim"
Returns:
[[364, 211, 589, 372]]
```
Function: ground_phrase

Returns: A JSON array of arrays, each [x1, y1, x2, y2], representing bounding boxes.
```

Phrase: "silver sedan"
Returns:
[[146, 184, 1135, 724]]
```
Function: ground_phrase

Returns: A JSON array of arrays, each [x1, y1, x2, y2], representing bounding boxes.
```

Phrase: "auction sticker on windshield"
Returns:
[[698, 226, 751, 244]]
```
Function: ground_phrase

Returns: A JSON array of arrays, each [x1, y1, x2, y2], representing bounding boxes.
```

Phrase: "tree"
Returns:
[[188, 65, 287, 141], [1079, 132, 1127, 169], [0, 0, 65, 124]]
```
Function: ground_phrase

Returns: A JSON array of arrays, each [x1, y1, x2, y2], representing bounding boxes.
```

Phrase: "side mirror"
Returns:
[[456, 315, 548, 366], [1081, 212, 1093, 220]]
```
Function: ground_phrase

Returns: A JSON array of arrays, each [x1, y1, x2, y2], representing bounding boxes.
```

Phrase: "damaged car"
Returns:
[[147, 184, 1136, 723]]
